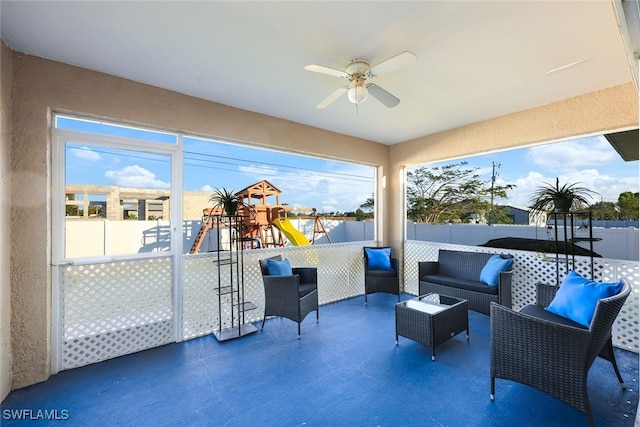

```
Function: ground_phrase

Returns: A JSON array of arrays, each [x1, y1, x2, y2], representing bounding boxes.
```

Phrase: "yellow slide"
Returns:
[[272, 218, 311, 246]]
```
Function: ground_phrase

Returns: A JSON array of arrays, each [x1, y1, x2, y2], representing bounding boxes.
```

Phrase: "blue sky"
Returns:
[[182, 137, 375, 213], [420, 135, 639, 208], [61, 117, 637, 213], [61, 116, 375, 213]]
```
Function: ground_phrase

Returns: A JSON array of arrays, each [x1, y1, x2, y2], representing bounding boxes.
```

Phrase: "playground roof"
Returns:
[[236, 180, 282, 202]]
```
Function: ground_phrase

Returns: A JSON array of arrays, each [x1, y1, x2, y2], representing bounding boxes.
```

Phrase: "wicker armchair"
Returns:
[[258, 255, 319, 337], [490, 281, 631, 426], [364, 246, 400, 305]]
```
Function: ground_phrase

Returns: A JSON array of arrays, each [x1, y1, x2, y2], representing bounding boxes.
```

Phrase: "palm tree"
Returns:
[[529, 178, 597, 213]]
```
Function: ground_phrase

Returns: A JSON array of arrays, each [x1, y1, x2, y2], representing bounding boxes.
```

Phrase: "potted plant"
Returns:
[[210, 188, 240, 216], [528, 177, 597, 213]]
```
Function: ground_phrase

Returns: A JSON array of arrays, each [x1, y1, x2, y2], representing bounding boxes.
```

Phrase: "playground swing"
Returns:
[[271, 209, 332, 246]]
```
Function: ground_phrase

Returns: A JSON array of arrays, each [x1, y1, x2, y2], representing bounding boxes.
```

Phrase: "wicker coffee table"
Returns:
[[395, 293, 469, 360]]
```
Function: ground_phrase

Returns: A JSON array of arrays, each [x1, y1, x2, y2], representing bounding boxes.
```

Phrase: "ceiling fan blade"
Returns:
[[369, 51, 416, 76], [304, 64, 349, 79], [367, 84, 400, 108], [316, 87, 348, 109]]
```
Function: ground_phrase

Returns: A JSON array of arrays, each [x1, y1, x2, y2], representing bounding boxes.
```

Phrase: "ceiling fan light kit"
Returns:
[[304, 51, 416, 110], [347, 78, 368, 104]]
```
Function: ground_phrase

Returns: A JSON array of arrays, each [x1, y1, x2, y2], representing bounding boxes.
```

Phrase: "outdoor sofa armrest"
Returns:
[[535, 282, 559, 307], [418, 261, 439, 277], [292, 267, 317, 285], [497, 270, 513, 309]]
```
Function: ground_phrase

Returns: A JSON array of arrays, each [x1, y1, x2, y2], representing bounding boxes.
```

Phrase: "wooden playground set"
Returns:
[[189, 180, 331, 254]]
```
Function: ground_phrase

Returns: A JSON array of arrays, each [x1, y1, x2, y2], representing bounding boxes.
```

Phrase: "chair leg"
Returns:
[[610, 357, 626, 388], [490, 377, 495, 401], [261, 316, 266, 330], [600, 337, 626, 388], [297, 322, 301, 338], [365, 292, 368, 305]]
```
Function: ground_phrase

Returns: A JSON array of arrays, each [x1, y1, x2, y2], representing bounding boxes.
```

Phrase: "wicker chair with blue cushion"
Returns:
[[490, 272, 631, 427], [364, 246, 400, 305], [259, 255, 318, 337]]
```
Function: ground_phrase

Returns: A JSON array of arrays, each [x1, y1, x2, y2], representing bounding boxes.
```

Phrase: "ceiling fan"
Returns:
[[304, 51, 416, 110]]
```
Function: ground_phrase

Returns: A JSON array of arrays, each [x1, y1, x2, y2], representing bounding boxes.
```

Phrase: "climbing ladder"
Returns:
[[189, 208, 220, 254], [260, 224, 283, 248]]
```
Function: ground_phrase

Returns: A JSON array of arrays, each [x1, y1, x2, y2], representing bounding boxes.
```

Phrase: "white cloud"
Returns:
[[199, 184, 214, 192], [504, 169, 634, 207], [70, 146, 102, 162], [105, 165, 169, 189], [321, 197, 339, 213], [525, 137, 617, 171]]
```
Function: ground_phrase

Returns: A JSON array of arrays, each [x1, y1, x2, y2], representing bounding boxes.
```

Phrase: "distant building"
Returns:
[[506, 206, 546, 226], [65, 184, 211, 221]]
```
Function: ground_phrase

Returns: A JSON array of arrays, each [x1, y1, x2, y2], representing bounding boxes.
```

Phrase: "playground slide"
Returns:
[[272, 218, 311, 246]]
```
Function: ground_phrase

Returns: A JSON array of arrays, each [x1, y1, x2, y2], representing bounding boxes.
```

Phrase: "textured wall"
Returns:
[[8, 51, 390, 389], [10, 52, 52, 390], [1, 39, 13, 401]]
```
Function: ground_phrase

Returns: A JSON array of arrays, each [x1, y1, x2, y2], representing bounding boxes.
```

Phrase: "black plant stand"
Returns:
[[549, 210, 624, 387], [212, 215, 257, 341], [549, 209, 599, 285]]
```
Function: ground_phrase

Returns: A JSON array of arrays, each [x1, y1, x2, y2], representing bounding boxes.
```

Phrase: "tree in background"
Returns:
[[617, 192, 639, 220], [359, 195, 374, 212], [65, 194, 78, 217], [485, 205, 513, 224], [406, 162, 515, 223], [354, 194, 375, 220], [590, 201, 618, 220]]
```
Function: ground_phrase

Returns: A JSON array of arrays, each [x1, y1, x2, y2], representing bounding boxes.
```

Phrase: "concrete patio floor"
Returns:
[[1, 293, 638, 426]]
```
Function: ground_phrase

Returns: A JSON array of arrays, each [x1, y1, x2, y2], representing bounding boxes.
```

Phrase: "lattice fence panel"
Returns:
[[182, 242, 374, 340], [62, 257, 173, 369], [182, 255, 220, 338], [404, 240, 639, 352]]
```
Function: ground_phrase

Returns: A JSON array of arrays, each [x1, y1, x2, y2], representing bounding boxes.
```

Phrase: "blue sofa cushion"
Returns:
[[266, 258, 293, 276], [546, 270, 623, 327], [479, 254, 513, 286], [365, 247, 393, 271]]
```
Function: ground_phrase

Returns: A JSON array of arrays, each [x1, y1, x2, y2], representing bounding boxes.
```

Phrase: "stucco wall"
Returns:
[[1, 39, 13, 401], [387, 83, 639, 255], [8, 51, 391, 389]]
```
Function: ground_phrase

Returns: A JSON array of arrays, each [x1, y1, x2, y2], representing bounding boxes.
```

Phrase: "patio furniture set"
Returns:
[[257, 247, 630, 426]]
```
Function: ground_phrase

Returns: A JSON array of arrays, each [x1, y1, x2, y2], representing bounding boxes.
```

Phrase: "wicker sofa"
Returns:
[[418, 249, 513, 315]]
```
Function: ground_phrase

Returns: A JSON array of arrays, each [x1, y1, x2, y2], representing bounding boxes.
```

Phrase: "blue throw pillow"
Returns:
[[479, 254, 513, 286], [365, 247, 393, 271], [266, 258, 293, 276], [545, 270, 624, 328]]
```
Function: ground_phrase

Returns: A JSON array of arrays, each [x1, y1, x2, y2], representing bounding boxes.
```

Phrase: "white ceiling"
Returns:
[[0, 1, 634, 145]]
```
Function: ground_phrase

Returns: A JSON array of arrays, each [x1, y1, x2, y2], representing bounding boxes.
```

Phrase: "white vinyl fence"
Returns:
[[66, 220, 636, 260]]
